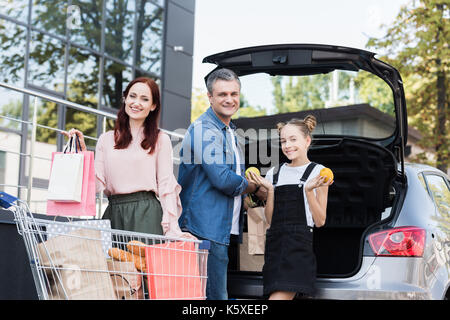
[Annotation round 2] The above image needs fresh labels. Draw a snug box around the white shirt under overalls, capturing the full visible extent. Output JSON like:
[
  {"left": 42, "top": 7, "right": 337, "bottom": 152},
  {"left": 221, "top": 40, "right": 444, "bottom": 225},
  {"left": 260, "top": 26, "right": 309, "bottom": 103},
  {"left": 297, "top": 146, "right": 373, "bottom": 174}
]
[
  {"left": 228, "top": 127, "right": 242, "bottom": 235},
  {"left": 265, "top": 162, "right": 325, "bottom": 228}
]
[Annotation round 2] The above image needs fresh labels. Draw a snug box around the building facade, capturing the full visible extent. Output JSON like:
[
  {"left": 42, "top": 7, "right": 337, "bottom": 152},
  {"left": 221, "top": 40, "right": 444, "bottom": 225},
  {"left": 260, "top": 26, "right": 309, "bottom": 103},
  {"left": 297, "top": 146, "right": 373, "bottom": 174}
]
[{"left": 0, "top": 0, "right": 195, "bottom": 210}]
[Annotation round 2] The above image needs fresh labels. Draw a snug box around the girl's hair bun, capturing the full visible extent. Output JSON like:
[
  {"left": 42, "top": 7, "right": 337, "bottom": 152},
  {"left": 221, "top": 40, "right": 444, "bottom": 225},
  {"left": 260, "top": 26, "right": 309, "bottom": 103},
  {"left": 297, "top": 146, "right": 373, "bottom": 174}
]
[
  {"left": 303, "top": 115, "right": 317, "bottom": 133},
  {"left": 276, "top": 115, "right": 317, "bottom": 137}
]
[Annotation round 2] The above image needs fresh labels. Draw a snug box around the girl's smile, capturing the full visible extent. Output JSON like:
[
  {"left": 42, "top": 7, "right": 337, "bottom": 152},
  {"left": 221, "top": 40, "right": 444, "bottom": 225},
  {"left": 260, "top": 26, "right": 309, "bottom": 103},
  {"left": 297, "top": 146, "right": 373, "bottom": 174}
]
[{"left": 280, "top": 124, "right": 311, "bottom": 165}]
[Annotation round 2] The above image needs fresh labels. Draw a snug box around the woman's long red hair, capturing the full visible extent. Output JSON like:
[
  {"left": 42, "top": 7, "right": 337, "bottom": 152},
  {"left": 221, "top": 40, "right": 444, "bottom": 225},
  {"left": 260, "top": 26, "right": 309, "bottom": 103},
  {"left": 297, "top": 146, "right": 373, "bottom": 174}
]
[{"left": 114, "top": 77, "right": 161, "bottom": 154}]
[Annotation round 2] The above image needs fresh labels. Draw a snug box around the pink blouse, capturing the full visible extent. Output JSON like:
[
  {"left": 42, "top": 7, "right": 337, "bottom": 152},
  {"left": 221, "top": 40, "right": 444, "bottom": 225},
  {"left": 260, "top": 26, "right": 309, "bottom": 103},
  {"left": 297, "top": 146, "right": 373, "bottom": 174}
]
[{"left": 94, "top": 129, "right": 183, "bottom": 237}]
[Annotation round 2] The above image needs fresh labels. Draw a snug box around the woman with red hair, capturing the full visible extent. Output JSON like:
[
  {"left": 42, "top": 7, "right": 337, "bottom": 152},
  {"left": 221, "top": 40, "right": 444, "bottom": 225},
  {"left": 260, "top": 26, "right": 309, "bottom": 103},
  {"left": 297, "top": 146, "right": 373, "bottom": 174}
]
[{"left": 65, "top": 77, "right": 193, "bottom": 239}]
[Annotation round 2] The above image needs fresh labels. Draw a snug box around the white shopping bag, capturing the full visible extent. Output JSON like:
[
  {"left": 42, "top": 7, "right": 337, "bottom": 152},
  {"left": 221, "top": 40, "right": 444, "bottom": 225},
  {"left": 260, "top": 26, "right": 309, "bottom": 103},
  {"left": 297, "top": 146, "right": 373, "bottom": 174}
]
[{"left": 47, "top": 152, "right": 84, "bottom": 202}]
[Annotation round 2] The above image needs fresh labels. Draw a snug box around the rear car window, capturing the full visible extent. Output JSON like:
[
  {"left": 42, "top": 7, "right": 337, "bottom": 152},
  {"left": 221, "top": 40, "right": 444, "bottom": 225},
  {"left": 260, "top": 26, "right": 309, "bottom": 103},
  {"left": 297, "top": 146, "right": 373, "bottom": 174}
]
[
  {"left": 418, "top": 174, "right": 428, "bottom": 192},
  {"left": 234, "top": 70, "right": 395, "bottom": 139},
  {"left": 425, "top": 174, "right": 450, "bottom": 215}
]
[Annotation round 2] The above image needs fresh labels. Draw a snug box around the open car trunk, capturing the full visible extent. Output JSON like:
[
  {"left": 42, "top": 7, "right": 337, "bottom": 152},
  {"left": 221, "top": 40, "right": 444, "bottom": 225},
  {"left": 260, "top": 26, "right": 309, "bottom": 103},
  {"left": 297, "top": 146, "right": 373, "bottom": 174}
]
[
  {"left": 230, "top": 136, "right": 397, "bottom": 279},
  {"left": 309, "top": 137, "right": 397, "bottom": 276},
  {"left": 203, "top": 44, "right": 407, "bottom": 295}
]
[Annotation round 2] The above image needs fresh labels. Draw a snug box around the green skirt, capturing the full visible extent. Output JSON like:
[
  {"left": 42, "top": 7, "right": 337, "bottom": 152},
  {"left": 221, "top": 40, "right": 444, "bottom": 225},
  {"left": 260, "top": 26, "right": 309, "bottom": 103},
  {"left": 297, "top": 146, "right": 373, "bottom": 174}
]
[{"left": 102, "top": 191, "right": 164, "bottom": 235}]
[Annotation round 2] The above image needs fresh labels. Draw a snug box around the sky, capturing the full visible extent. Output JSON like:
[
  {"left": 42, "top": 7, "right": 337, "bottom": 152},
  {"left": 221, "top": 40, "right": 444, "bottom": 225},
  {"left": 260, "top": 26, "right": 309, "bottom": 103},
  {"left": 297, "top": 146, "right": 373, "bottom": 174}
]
[{"left": 191, "top": 0, "right": 410, "bottom": 110}]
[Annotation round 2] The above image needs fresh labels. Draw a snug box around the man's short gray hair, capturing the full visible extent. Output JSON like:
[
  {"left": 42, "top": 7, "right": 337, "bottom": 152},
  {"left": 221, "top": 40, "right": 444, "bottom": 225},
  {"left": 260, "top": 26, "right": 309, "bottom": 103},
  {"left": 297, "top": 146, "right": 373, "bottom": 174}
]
[{"left": 206, "top": 68, "right": 241, "bottom": 94}]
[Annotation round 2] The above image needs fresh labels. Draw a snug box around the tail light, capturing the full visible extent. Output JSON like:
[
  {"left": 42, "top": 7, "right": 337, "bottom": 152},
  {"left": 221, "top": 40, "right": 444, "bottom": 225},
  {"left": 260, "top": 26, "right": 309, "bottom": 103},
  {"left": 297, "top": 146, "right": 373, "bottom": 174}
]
[{"left": 368, "top": 226, "right": 426, "bottom": 257}]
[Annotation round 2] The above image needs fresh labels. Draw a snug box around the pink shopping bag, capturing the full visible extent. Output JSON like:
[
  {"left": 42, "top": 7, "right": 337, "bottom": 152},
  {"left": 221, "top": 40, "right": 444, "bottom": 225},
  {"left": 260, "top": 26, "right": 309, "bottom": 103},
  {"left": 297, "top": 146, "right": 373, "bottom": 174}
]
[
  {"left": 145, "top": 241, "right": 203, "bottom": 300},
  {"left": 47, "top": 151, "right": 96, "bottom": 216}
]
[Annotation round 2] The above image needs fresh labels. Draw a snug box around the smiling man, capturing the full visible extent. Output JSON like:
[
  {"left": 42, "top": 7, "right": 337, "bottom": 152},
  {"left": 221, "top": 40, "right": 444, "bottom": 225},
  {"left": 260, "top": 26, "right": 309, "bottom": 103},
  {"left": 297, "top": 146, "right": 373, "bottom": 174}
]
[
  {"left": 207, "top": 75, "right": 240, "bottom": 125},
  {"left": 178, "top": 68, "right": 260, "bottom": 300}
]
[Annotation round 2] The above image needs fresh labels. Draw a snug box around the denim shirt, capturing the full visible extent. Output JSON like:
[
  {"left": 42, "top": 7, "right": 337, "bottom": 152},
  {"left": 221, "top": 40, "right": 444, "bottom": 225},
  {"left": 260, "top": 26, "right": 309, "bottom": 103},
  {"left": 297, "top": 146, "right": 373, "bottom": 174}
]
[{"left": 178, "top": 107, "right": 248, "bottom": 245}]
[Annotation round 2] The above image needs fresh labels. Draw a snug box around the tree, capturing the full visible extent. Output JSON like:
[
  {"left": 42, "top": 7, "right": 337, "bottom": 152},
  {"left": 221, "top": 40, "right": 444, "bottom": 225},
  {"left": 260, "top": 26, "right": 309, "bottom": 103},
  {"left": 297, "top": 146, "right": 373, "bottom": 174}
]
[
  {"left": 232, "top": 93, "right": 267, "bottom": 119},
  {"left": 271, "top": 74, "right": 331, "bottom": 113},
  {"left": 190, "top": 88, "right": 210, "bottom": 123},
  {"left": 271, "top": 70, "right": 395, "bottom": 116},
  {"left": 353, "top": 71, "right": 395, "bottom": 116},
  {"left": 190, "top": 88, "right": 267, "bottom": 123},
  {"left": 0, "top": 99, "right": 22, "bottom": 130},
  {"left": 367, "top": 0, "right": 449, "bottom": 172},
  {"left": 0, "top": 0, "right": 162, "bottom": 143}
]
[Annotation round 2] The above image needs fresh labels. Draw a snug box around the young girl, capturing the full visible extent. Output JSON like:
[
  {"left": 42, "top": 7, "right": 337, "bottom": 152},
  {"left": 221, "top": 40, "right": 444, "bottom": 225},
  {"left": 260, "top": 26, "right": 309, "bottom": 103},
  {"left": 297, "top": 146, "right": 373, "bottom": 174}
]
[
  {"left": 64, "top": 77, "right": 194, "bottom": 239},
  {"left": 247, "top": 115, "right": 332, "bottom": 300}
]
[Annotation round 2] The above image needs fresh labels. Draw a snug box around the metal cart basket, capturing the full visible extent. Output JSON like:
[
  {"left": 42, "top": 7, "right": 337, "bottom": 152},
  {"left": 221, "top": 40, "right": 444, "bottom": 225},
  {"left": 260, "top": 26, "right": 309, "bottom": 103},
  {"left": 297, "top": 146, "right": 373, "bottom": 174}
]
[{"left": 1, "top": 192, "right": 209, "bottom": 300}]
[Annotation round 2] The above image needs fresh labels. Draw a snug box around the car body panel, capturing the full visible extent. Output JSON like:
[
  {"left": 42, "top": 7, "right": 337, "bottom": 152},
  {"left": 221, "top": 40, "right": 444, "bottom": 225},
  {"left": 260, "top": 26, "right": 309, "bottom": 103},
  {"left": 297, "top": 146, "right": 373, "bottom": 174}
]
[{"left": 317, "top": 253, "right": 443, "bottom": 300}]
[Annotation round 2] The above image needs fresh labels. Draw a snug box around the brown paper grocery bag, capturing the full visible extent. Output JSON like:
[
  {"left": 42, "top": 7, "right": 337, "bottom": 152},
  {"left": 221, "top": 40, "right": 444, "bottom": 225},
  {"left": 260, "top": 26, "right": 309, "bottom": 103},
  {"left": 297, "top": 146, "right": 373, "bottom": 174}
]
[
  {"left": 107, "top": 259, "right": 144, "bottom": 300},
  {"left": 247, "top": 206, "right": 269, "bottom": 255},
  {"left": 37, "top": 228, "right": 116, "bottom": 300}
]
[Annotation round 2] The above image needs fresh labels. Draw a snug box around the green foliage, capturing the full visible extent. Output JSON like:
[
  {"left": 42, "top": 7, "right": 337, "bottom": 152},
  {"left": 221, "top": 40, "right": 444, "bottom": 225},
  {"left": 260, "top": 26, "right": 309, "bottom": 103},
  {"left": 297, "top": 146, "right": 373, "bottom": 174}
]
[
  {"left": 0, "top": 19, "right": 27, "bottom": 84},
  {"left": 232, "top": 93, "right": 266, "bottom": 119},
  {"left": 190, "top": 88, "right": 210, "bottom": 123},
  {"left": 271, "top": 74, "right": 330, "bottom": 113},
  {"left": 190, "top": 88, "right": 267, "bottom": 123},
  {"left": 270, "top": 71, "right": 394, "bottom": 116},
  {"left": 367, "top": 0, "right": 449, "bottom": 172},
  {"left": 0, "top": 99, "right": 22, "bottom": 130},
  {"left": 0, "top": 0, "right": 162, "bottom": 146},
  {"left": 353, "top": 72, "right": 395, "bottom": 116}
]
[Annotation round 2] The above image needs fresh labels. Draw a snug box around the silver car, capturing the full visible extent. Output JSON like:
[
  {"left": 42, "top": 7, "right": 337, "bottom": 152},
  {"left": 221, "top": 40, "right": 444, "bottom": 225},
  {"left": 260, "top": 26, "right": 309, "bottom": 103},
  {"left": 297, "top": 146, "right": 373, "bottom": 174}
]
[
  {"left": 202, "top": 44, "right": 450, "bottom": 300},
  {"left": 314, "top": 163, "right": 450, "bottom": 300}
]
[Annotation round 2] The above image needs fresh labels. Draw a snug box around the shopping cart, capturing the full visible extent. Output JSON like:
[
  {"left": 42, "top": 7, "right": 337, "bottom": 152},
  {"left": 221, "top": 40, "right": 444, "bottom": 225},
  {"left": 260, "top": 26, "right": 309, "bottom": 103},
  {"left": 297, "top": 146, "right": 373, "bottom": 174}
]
[{"left": 0, "top": 192, "right": 209, "bottom": 300}]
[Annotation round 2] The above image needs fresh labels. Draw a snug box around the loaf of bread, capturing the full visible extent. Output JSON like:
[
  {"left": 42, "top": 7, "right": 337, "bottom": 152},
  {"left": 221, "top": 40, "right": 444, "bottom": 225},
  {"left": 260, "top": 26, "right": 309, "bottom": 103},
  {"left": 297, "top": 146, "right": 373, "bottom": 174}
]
[
  {"left": 126, "top": 240, "right": 147, "bottom": 257},
  {"left": 108, "top": 247, "right": 146, "bottom": 272}
]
